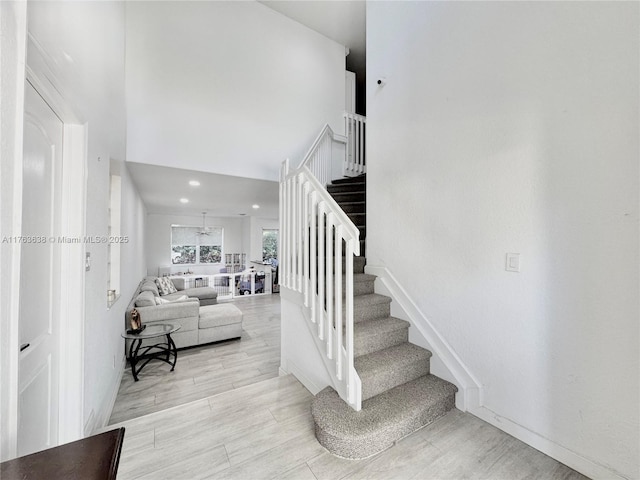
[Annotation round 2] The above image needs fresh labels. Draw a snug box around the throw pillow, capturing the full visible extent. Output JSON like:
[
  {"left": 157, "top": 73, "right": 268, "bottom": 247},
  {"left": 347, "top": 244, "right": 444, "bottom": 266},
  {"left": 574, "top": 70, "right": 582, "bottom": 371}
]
[
  {"left": 155, "top": 277, "right": 177, "bottom": 296},
  {"left": 155, "top": 295, "right": 189, "bottom": 305}
]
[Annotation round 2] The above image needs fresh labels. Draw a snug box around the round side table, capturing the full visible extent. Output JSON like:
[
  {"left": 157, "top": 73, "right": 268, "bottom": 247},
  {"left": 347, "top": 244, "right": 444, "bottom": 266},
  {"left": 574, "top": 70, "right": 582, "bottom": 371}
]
[{"left": 122, "top": 323, "right": 181, "bottom": 381}]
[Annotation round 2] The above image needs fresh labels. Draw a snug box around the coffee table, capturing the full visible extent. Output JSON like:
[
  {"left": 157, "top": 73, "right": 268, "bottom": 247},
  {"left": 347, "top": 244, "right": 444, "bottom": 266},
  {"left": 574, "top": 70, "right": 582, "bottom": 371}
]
[{"left": 122, "top": 323, "right": 181, "bottom": 381}]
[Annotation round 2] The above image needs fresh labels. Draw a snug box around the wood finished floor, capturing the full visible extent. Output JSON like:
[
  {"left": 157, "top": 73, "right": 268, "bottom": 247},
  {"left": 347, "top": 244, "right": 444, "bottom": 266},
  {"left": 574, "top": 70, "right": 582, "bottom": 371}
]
[
  {"left": 106, "top": 374, "right": 588, "bottom": 480},
  {"left": 109, "top": 294, "right": 281, "bottom": 425},
  {"left": 107, "top": 294, "right": 588, "bottom": 480}
]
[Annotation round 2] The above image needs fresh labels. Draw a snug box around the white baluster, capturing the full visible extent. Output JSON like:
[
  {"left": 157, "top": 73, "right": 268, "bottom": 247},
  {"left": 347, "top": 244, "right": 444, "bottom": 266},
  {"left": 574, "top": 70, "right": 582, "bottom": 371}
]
[
  {"left": 303, "top": 180, "right": 310, "bottom": 307},
  {"left": 335, "top": 226, "right": 343, "bottom": 380},
  {"left": 345, "top": 239, "right": 355, "bottom": 403},
  {"left": 317, "top": 202, "right": 325, "bottom": 340},
  {"left": 296, "top": 173, "right": 304, "bottom": 292},
  {"left": 310, "top": 191, "right": 317, "bottom": 322},
  {"left": 326, "top": 212, "right": 334, "bottom": 360}
]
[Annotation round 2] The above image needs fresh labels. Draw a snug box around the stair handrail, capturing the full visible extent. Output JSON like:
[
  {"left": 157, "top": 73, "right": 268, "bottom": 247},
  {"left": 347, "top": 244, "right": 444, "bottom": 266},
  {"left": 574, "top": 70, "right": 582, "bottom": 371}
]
[
  {"left": 280, "top": 129, "right": 363, "bottom": 411},
  {"left": 297, "top": 123, "right": 347, "bottom": 187}
]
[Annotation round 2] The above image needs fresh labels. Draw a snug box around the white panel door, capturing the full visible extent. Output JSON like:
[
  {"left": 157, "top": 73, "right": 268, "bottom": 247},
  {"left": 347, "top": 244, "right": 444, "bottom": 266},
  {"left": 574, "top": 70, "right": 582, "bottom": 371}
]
[
  {"left": 345, "top": 71, "right": 356, "bottom": 114},
  {"left": 18, "top": 81, "right": 63, "bottom": 456}
]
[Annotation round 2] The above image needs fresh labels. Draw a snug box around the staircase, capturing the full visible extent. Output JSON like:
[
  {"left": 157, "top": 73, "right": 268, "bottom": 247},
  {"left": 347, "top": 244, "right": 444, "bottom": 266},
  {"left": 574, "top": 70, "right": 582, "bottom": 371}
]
[{"left": 310, "top": 175, "right": 458, "bottom": 459}]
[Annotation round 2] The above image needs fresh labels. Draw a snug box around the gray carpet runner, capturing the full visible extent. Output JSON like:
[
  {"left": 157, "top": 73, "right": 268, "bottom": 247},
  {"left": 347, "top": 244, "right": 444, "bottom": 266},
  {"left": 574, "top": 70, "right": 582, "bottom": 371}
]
[{"left": 311, "top": 175, "right": 458, "bottom": 459}]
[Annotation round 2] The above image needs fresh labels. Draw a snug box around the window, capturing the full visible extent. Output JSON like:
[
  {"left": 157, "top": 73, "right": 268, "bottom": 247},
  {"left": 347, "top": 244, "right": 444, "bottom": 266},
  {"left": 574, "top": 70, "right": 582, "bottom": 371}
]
[
  {"left": 171, "top": 225, "right": 223, "bottom": 265},
  {"left": 262, "top": 229, "right": 278, "bottom": 266}
]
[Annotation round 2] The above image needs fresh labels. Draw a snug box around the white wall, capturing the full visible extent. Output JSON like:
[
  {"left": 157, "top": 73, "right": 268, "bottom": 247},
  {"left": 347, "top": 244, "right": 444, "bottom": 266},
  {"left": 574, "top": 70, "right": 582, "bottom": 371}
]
[
  {"left": 25, "top": 1, "right": 147, "bottom": 434},
  {"left": 125, "top": 1, "right": 346, "bottom": 182},
  {"left": 367, "top": 2, "right": 638, "bottom": 479},
  {"left": 246, "top": 216, "right": 279, "bottom": 265},
  {"left": 146, "top": 213, "right": 245, "bottom": 276}
]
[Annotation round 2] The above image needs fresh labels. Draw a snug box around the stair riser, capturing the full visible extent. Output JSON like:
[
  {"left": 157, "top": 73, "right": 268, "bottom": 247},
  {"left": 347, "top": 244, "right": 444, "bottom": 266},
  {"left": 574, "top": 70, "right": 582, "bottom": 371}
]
[
  {"left": 322, "top": 280, "right": 374, "bottom": 301},
  {"left": 353, "top": 279, "right": 375, "bottom": 296},
  {"left": 310, "top": 261, "right": 368, "bottom": 277},
  {"left": 331, "top": 175, "right": 366, "bottom": 185},
  {"left": 354, "top": 301, "right": 390, "bottom": 323},
  {"left": 330, "top": 192, "right": 365, "bottom": 203},
  {"left": 347, "top": 213, "right": 365, "bottom": 224},
  {"left": 354, "top": 256, "right": 365, "bottom": 273},
  {"left": 354, "top": 327, "right": 408, "bottom": 358},
  {"left": 328, "top": 184, "right": 366, "bottom": 194},
  {"left": 329, "top": 279, "right": 375, "bottom": 297},
  {"left": 313, "top": 392, "right": 455, "bottom": 460},
  {"left": 339, "top": 202, "right": 366, "bottom": 214},
  {"left": 360, "top": 357, "right": 430, "bottom": 401}
]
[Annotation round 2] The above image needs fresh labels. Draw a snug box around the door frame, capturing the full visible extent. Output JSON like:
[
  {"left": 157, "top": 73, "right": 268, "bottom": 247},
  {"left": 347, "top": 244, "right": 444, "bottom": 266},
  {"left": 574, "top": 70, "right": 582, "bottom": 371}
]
[
  {"left": 25, "top": 32, "right": 88, "bottom": 447},
  {"left": 0, "top": 13, "right": 87, "bottom": 459}
]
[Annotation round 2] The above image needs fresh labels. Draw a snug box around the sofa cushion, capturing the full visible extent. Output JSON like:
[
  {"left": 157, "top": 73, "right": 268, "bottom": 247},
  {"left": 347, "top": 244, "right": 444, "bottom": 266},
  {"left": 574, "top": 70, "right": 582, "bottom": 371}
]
[
  {"left": 134, "top": 291, "right": 156, "bottom": 307},
  {"left": 155, "top": 295, "right": 190, "bottom": 305},
  {"left": 155, "top": 277, "right": 178, "bottom": 296},
  {"left": 199, "top": 304, "right": 243, "bottom": 329},
  {"left": 140, "top": 280, "right": 159, "bottom": 296},
  {"left": 183, "top": 287, "right": 218, "bottom": 300},
  {"left": 164, "top": 291, "right": 197, "bottom": 302}
]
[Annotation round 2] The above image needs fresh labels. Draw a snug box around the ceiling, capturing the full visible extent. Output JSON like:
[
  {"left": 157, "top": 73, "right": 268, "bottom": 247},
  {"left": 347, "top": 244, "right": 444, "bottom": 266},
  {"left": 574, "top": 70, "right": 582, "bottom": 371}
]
[
  {"left": 260, "top": 1, "right": 366, "bottom": 81},
  {"left": 127, "top": 2, "right": 365, "bottom": 220},
  {"left": 127, "top": 162, "right": 279, "bottom": 219}
]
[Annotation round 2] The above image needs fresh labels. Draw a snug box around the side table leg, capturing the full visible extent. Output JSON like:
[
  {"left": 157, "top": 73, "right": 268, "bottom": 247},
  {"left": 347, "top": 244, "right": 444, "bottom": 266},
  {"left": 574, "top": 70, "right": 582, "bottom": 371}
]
[
  {"left": 129, "top": 339, "right": 142, "bottom": 382},
  {"left": 167, "top": 334, "right": 178, "bottom": 371}
]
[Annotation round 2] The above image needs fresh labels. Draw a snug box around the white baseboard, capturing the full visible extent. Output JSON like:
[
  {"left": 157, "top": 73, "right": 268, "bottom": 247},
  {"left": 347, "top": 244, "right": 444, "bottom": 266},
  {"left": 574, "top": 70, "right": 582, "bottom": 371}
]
[
  {"left": 87, "top": 355, "right": 126, "bottom": 435},
  {"left": 471, "top": 406, "right": 629, "bottom": 480}
]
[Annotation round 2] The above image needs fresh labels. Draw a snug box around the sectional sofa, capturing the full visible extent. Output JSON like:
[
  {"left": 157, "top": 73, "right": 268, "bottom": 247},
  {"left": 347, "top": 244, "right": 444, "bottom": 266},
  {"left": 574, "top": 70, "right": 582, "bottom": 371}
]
[{"left": 124, "top": 276, "right": 242, "bottom": 354}]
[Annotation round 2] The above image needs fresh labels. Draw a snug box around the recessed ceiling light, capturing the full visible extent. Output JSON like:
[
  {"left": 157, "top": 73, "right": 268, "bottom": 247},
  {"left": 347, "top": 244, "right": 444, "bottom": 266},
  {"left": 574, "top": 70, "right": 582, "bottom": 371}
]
[
  {"left": 189, "top": 180, "right": 200, "bottom": 186},
  {"left": 252, "top": 204, "right": 260, "bottom": 209},
  {"left": 180, "top": 198, "right": 189, "bottom": 204}
]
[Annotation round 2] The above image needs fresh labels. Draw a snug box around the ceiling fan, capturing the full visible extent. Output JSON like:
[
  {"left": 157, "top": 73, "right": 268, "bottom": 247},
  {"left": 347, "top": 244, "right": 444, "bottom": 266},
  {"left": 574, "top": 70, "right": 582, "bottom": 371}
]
[{"left": 197, "top": 212, "right": 211, "bottom": 235}]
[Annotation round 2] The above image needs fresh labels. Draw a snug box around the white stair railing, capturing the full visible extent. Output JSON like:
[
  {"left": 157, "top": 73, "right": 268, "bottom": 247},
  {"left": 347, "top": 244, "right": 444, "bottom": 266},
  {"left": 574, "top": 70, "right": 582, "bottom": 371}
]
[
  {"left": 344, "top": 112, "right": 366, "bottom": 176},
  {"left": 280, "top": 125, "right": 362, "bottom": 411}
]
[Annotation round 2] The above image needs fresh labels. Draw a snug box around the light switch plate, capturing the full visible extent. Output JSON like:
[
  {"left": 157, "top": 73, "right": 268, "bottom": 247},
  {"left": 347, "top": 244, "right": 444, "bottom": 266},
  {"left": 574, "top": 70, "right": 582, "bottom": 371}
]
[{"left": 506, "top": 253, "right": 520, "bottom": 272}]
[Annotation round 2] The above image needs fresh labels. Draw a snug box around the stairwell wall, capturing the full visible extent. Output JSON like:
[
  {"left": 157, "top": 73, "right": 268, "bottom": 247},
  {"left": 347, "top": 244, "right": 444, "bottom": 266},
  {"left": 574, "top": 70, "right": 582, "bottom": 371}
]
[
  {"left": 366, "top": 2, "right": 638, "bottom": 479},
  {"left": 125, "top": 1, "right": 346, "bottom": 182}
]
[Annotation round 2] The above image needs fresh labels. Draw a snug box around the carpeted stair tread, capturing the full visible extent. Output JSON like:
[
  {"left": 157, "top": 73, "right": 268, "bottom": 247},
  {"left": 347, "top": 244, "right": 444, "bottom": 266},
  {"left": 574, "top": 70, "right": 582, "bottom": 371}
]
[
  {"left": 338, "top": 256, "right": 366, "bottom": 274},
  {"left": 351, "top": 293, "right": 392, "bottom": 322},
  {"left": 329, "top": 191, "right": 366, "bottom": 203},
  {"left": 353, "top": 273, "right": 376, "bottom": 284},
  {"left": 353, "top": 256, "right": 366, "bottom": 274},
  {"left": 347, "top": 212, "right": 366, "bottom": 223},
  {"left": 339, "top": 201, "right": 366, "bottom": 214},
  {"left": 327, "top": 183, "right": 366, "bottom": 194},
  {"left": 352, "top": 317, "right": 409, "bottom": 357},
  {"left": 356, "top": 342, "right": 432, "bottom": 400},
  {"left": 312, "top": 374, "right": 458, "bottom": 459},
  {"left": 331, "top": 175, "right": 366, "bottom": 185},
  {"left": 339, "top": 273, "right": 375, "bottom": 297}
]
